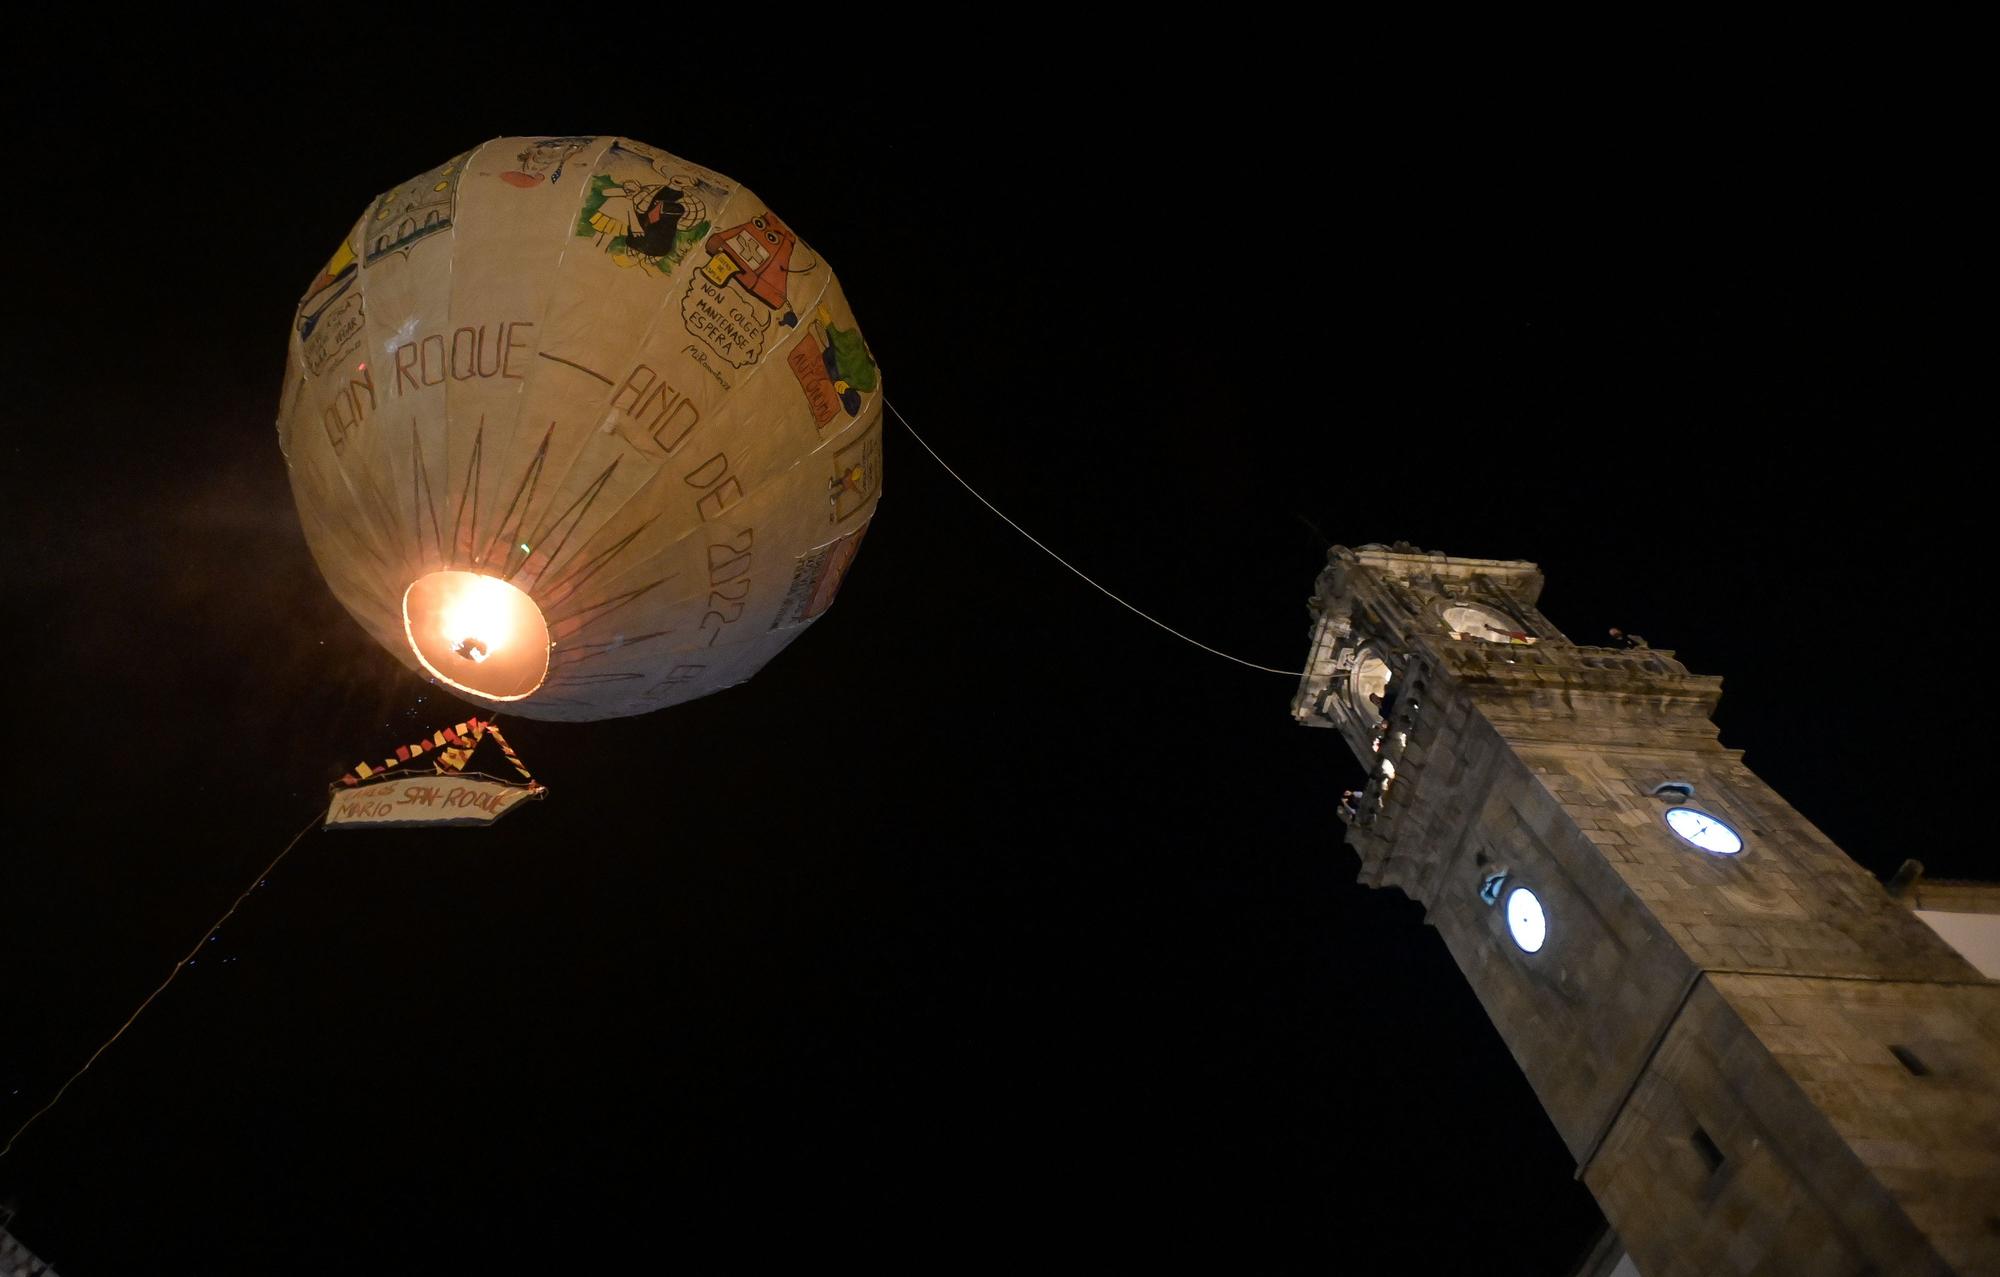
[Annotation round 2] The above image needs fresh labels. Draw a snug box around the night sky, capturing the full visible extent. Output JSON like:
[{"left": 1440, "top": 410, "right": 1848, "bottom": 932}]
[{"left": 2, "top": 53, "right": 1981, "bottom": 1273}]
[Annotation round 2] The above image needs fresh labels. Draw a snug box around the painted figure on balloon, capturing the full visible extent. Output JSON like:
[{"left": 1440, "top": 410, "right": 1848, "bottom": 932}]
[
  {"left": 296, "top": 237, "right": 357, "bottom": 342},
  {"left": 703, "top": 212, "right": 800, "bottom": 326},
  {"left": 499, "top": 136, "right": 596, "bottom": 188},
  {"left": 801, "top": 303, "right": 878, "bottom": 419},
  {"left": 580, "top": 172, "right": 712, "bottom": 272}
]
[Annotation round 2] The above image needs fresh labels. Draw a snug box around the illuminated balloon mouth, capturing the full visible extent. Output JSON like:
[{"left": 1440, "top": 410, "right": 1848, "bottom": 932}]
[{"left": 403, "top": 571, "right": 549, "bottom": 701}]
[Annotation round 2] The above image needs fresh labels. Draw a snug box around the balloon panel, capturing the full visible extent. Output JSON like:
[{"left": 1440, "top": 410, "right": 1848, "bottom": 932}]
[{"left": 279, "top": 137, "right": 882, "bottom": 721}]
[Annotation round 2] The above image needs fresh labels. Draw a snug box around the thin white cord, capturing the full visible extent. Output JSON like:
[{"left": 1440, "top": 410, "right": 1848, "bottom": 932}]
[
  {"left": 885, "top": 399, "right": 1304, "bottom": 678},
  {"left": 1, "top": 811, "right": 323, "bottom": 1161}
]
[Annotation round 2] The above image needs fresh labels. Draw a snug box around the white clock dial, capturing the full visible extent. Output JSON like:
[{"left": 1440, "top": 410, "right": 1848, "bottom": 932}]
[
  {"left": 1505, "top": 887, "right": 1547, "bottom": 953},
  {"left": 1665, "top": 807, "right": 1744, "bottom": 856}
]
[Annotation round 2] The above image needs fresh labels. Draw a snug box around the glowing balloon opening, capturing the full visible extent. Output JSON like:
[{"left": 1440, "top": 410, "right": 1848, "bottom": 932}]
[
  {"left": 439, "top": 574, "right": 519, "bottom": 660},
  {"left": 403, "top": 571, "right": 550, "bottom": 702}
]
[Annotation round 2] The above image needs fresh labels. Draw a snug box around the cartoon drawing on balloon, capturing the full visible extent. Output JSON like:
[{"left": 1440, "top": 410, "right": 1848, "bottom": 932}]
[
  {"left": 702, "top": 212, "right": 801, "bottom": 326},
  {"left": 681, "top": 208, "right": 823, "bottom": 372},
  {"left": 577, "top": 169, "right": 717, "bottom": 274},
  {"left": 828, "top": 423, "right": 881, "bottom": 525},
  {"left": 499, "top": 136, "right": 597, "bottom": 188},
  {"left": 787, "top": 303, "right": 879, "bottom": 428},
  {"left": 297, "top": 237, "right": 357, "bottom": 341},
  {"left": 363, "top": 150, "right": 472, "bottom": 266},
  {"left": 297, "top": 235, "right": 367, "bottom": 376},
  {"left": 770, "top": 524, "right": 869, "bottom": 630}
]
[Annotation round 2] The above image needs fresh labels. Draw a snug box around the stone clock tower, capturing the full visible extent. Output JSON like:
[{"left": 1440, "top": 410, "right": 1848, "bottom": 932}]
[{"left": 1294, "top": 544, "right": 1999, "bottom": 1276}]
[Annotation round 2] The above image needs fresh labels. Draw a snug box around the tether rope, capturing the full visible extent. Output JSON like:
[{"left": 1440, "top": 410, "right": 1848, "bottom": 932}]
[
  {"left": 885, "top": 398, "right": 1305, "bottom": 677},
  {"left": 1, "top": 810, "right": 323, "bottom": 1160}
]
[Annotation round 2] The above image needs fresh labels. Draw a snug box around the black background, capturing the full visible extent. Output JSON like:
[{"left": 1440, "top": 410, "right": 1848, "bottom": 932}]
[{"left": 1, "top": 43, "right": 1981, "bottom": 1274}]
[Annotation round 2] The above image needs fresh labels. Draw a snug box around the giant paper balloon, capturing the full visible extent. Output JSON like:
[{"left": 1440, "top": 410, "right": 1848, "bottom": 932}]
[{"left": 279, "top": 137, "right": 881, "bottom": 721}]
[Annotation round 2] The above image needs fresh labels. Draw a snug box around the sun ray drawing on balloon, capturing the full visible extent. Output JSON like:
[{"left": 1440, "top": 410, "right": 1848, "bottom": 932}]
[
  {"left": 448, "top": 424, "right": 483, "bottom": 569},
  {"left": 546, "top": 577, "right": 677, "bottom": 644},
  {"left": 536, "top": 517, "right": 662, "bottom": 613},
  {"left": 550, "top": 629, "right": 677, "bottom": 668},
  {"left": 412, "top": 421, "right": 445, "bottom": 563},
  {"left": 516, "top": 459, "right": 622, "bottom": 588},
  {"left": 478, "top": 424, "right": 554, "bottom": 571},
  {"left": 540, "top": 670, "right": 647, "bottom": 689}
]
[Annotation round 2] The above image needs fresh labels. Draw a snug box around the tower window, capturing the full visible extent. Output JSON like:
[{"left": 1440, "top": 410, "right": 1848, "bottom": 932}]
[
  {"left": 1691, "top": 1125, "right": 1725, "bottom": 1175},
  {"left": 1440, "top": 602, "right": 1535, "bottom": 644},
  {"left": 1888, "top": 1044, "right": 1930, "bottom": 1077},
  {"left": 1351, "top": 649, "right": 1392, "bottom": 722}
]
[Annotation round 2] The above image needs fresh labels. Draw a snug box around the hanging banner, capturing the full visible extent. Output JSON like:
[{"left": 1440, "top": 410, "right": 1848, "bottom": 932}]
[
  {"left": 326, "top": 775, "right": 544, "bottom": 829},
  {"left": 326, "top": 716, "right": 545, "bottom": 830}
]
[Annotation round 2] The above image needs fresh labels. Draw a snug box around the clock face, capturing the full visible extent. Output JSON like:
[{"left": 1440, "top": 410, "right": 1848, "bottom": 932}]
[
  {"left": 1440, "top": 603, "right": 1531, "bottom": 644},
  {"left": 1505, "top": 887, "right": 1547, "bottom": 953},
  {"left": 1665, "top": 807, "right": 1744, "bottom": 856}
]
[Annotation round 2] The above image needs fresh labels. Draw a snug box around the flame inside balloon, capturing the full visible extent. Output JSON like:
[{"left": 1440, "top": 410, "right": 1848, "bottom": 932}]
[
  {"left": 439, "top": 574, "right": 519, "bottom": 661},
  {"left": 402, "top": 571, "right": 550, "bottom": 702}
]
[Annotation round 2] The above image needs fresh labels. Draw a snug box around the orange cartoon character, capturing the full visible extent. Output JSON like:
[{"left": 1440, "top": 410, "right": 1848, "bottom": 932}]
[{"left": 703, "top": 212, "right": 800, "bottom": 326}]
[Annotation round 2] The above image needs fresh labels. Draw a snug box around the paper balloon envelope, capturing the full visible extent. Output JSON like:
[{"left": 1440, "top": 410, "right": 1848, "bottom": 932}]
[{"left": 278, "top": 137, "right": 882, "bottom": 721}]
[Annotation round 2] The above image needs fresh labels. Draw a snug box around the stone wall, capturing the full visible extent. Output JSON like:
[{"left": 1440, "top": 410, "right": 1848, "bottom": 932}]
[{"left": 0, "top": 1222, "right": 60, "bottom": 1277}]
